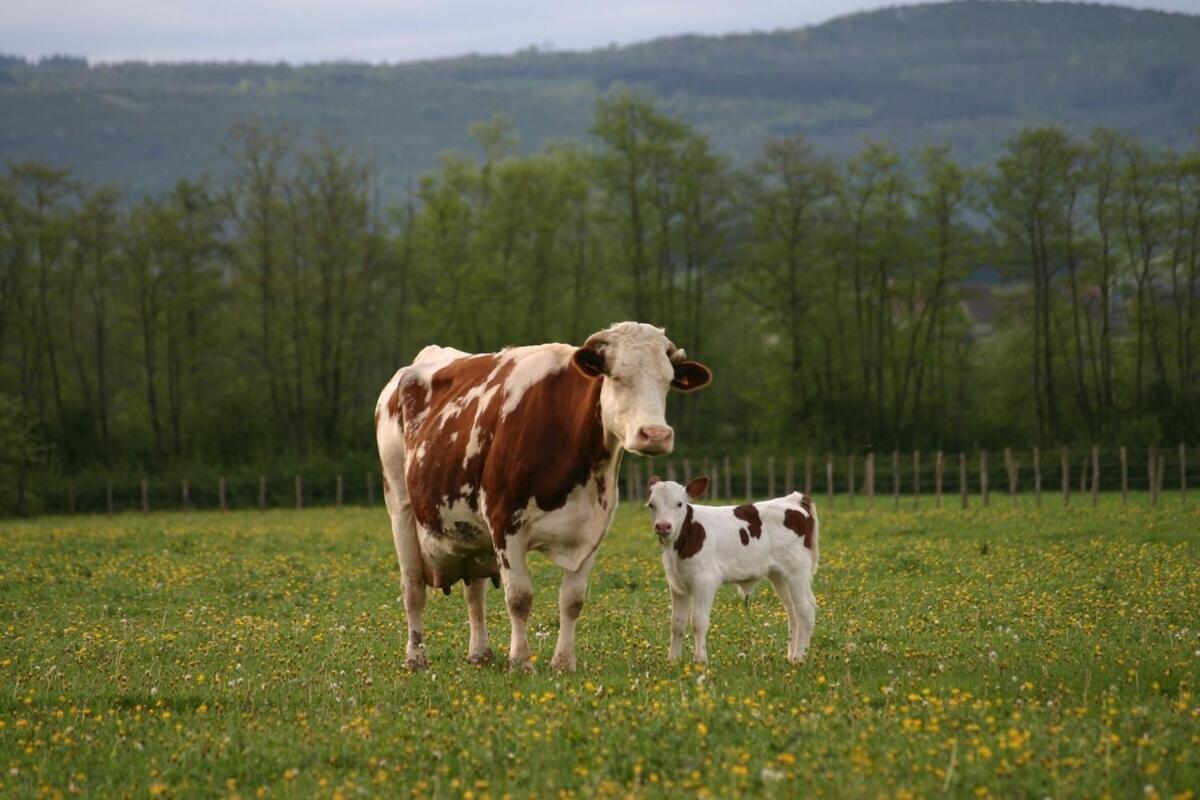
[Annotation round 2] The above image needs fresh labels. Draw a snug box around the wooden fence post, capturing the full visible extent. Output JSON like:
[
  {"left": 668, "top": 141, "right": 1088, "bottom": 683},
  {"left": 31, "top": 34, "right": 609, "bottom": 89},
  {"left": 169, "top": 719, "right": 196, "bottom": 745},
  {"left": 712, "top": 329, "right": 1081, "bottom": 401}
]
[
  {"left": 826, "top": 453, "right": 834, "bottom": 509},
  {"left": 1149, "top": 447, "right": 1156, "bottom": 507},
  {"left": 804, "top": 453, "right": 813, "bottom": 497},
  {"left": 294, "top": 475, "right": 303, "bottom": 510},
  {"left": 912, "top": 450, "right": 920, "bottom": 510},
  {"left": 1004, "top": 447, "right": 1017, "bottom": 505},
  {"left": 848, "top": 455, "right": 856, "bottom": 506},
  {"left": 106, "top": 478, "right": 114, "bottom": 514},
  {"left": 866, "top": 452, "right": 876, "bottom": 509},
  {"left": 959, "top": 452, "right": 968, "bottom": 509},
  {"left": 141, "top": 478, "right": 149, "bottom": 513},
  {"left": 744, "top": 456, "right": 753, "bottom": 500},
  {"left": 336, "top": 475, "right": 344, "bottom": 508},
  {"left": 1091, "top": 446, "right": 1099, "bottom": 508},
  {"left": 1033, "top": 447, "right": 1041, "bottom": 508},
  {"left": 181, "top": 479, "right": 190, "bottom": 511},
  {"left": 980, "top": 450, "right": 989, "bottom": 507},
  {"left": 366, "top": 472, "right": 374, "bottom": 506},
  {"left": 1156, "top": 452, "right": 1165, "bottom": 506},
  {"left": 891, "top": 449, "right": 900, "bottom": 510},
  {"left": 259, "top": 475, "right": 267, "bottom": 510},
  {"left": 767, "top": 456, "right": 776, "bottom": 498},
  {"left": 724, "top": 457, "right": 733, "bottom": 500},
  {"left": 935, "top": 450, "right": 944, "bottom": 508},
  {"left": 684, "top": 458, "right": 693, "bottom": 484},
  {"left": 1061, "top": 448, "right": 1070, "bottom": 506},
  {"left": 219, "top": 477, "right": 227, "bottom": 511},
  {"left": 1180, "top": 443, "right": 1187, "bottom": 507},
  {"left": 667, "top": 459, "right": 677, "bottom": 483},
  {"left": 786, "top": 456, "right": 795, "bottom": 494}
]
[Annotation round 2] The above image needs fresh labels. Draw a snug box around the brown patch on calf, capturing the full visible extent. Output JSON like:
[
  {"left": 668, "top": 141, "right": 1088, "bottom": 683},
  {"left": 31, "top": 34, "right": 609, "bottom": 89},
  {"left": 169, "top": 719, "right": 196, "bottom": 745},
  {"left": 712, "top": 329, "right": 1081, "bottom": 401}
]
[
  {"left": 381, "top": 472, "right": 390, "bottom": 495},
  {"left": 674, "top": 505, "right": 706, "bottom": 559},
  {"left": 784, "top": 497, "right": 816, "bottom": 550},
  {"left": 733, "top": 504, "right": 762, "bottom": 544}
]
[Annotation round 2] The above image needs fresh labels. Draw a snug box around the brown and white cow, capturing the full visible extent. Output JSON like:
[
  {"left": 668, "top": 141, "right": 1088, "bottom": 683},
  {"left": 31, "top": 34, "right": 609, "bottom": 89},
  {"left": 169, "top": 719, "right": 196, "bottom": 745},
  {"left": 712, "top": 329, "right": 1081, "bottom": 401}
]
[{"left": 375, "top": 322, "right": 712, "bottom": 671}]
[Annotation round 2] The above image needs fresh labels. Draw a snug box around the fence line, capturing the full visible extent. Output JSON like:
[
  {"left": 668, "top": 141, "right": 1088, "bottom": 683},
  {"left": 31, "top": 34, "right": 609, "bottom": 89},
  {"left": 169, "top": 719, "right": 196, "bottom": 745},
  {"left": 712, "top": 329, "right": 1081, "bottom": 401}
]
[{"left": 30, "top": 444, "right": 1198, "bottom": 515}]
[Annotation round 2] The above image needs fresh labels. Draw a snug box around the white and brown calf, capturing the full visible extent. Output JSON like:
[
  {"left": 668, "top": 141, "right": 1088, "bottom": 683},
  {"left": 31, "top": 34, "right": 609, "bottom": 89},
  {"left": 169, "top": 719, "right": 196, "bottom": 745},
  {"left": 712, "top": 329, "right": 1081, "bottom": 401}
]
[{"left": 646, "top": 476, "right": 819, "bottom": 664}]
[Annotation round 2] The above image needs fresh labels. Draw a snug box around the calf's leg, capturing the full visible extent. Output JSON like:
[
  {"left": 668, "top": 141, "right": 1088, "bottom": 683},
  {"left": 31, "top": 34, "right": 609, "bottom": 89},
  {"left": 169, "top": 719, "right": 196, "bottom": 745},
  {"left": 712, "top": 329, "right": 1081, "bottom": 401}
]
[
  {"left": 550, "top": 551, "right": 597, "bottom": 672},
  {"left": 768, "top": 572, "right": 800, "bottom": 663},
  {"left": 464, "top": 578, "right": 493, "bottom": 664},
  {"left": 690, "top": 582, "right": 718, "bottom": 663},
  {"left": 669, "top": 590, "right": 690, "bottom": 662},
  {"left": 790, "top": 575, "right": 817, "bottom": 663}
]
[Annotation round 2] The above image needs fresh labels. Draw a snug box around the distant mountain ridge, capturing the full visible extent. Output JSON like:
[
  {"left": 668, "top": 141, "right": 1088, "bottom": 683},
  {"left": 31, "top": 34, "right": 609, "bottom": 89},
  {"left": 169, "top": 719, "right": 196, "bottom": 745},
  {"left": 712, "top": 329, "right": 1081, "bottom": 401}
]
[{"left": 2, "top": 1, "right": 1198, "bottom": 202}]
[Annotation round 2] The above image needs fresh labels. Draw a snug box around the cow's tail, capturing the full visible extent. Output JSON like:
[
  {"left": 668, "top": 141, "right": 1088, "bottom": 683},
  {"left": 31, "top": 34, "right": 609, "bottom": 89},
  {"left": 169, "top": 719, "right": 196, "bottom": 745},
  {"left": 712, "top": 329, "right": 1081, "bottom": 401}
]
[
  {"left": 808, "top": 496, "right": 820, "bottom": 576},
  {"left": 793, "top": 491, "right": 819, "bottom": 576}
]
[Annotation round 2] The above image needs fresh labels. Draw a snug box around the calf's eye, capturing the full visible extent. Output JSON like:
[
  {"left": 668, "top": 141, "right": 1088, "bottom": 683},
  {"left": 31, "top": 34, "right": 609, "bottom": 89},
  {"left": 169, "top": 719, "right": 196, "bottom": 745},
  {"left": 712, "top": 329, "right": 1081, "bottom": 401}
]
[{"left": 676, "top": 502, "right": 683, "bottom": 508}]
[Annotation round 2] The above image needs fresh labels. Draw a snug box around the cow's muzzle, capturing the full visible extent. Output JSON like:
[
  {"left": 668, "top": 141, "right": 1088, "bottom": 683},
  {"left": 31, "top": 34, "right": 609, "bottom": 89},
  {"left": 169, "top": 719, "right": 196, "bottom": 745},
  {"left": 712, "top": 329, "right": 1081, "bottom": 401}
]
[{"left": 631, "top": 425, "right": 674, "bottom": 456}]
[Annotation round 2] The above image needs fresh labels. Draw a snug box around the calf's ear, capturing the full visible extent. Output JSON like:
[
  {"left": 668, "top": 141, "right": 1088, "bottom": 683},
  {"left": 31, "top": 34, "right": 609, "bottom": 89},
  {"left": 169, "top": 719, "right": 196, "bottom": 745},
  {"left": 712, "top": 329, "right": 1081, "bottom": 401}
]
[
  {"left": 671, "top": 360, "right": 712, "bottom": 392},
  {"left": 685, "top": 475, "right": 709, "bottom": 499},
  {"left": 648, "top": 475, "right": 662, "bottom": 489},
  {"left": 572, "top": 346, "right": 606, "bottom": 378}
]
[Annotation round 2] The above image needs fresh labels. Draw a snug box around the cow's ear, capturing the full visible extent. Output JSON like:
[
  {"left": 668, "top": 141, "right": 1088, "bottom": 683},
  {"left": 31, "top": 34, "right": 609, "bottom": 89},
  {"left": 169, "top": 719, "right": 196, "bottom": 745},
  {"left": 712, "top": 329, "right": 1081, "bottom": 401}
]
[
  {"left": 671, "top": 360, "right": 712, "bottom": 392},
  {"left": 648, "top": 475, "right": 662, "bottom": 490},
  {"left": 685, "top": 475, "right": 709, "bottom": 499},
  {"left": 572, "top": 346, "right": 606, "bottom": 379}
]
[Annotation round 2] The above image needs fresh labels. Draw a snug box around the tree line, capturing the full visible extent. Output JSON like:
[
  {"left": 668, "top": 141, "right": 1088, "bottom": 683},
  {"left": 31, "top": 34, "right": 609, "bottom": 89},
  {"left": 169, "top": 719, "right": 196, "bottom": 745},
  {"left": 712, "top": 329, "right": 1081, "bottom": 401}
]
[{"left": 2, "top": 89, "right": 1198, "bottom": 512}]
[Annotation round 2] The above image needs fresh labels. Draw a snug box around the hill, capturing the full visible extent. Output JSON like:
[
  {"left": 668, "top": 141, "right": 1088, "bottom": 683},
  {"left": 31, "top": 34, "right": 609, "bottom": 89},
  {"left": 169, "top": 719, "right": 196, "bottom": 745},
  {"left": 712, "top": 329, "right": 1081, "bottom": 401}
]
[{"left": 2, "top": 1, "right": 1199, "bottom": 202}]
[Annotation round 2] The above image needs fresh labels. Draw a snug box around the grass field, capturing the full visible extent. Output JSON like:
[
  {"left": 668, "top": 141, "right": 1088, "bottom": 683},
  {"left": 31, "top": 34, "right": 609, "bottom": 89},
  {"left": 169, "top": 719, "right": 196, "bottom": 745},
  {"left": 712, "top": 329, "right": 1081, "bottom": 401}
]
[{"left": 1, "top": 497, "right": 1197, "bottom": 798}]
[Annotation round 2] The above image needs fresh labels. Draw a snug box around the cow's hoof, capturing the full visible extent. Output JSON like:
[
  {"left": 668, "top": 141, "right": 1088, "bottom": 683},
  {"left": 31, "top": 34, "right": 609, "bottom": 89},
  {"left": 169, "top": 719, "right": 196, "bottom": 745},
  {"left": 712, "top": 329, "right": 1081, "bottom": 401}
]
[
  {"left": 405, "top": 651, "right": 430, "bottom": 671},
  {"left": 508, "top": 658, "right": 534, "bottom": 674},
  {"left": 467, "top": 649, "right": 495, "bottom": 666},
  {"left": 550, "top": 653, "right": 576, "bottom": 673}
]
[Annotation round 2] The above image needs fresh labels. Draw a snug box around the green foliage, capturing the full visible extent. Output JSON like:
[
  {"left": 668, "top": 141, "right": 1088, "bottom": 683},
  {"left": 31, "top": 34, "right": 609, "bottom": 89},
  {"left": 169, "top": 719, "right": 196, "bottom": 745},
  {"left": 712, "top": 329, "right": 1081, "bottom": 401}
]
[{"left": 0, "top": 501, "right": 1196, "bottom": 795}]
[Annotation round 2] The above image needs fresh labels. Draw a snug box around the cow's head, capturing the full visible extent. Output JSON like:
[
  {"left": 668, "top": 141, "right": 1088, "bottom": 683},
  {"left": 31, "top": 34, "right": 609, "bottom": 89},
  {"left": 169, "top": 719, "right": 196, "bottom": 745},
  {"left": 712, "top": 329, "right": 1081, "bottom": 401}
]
[
  {"left": 571, "top": 322, "right": 712, "bottom": 456},
  {"left": 647, "top": 475, "right": 709, "bottom": 540}
]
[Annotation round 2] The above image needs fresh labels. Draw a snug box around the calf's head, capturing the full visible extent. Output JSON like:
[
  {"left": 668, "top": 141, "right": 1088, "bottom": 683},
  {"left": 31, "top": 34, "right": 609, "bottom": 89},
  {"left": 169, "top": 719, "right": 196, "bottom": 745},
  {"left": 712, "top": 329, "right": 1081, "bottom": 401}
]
[
  {"left": 647, "top": 476, "right": 709, "bottom": 541},
  {"left": 571, "top": 322, "right": 712, "bottom": 456}
]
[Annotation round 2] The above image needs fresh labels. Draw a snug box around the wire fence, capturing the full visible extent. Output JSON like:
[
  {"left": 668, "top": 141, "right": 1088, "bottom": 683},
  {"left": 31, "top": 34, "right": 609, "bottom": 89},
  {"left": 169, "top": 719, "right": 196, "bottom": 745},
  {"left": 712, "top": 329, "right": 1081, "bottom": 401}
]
[{"left": 32, "top": 445, "right": 1196, "bottom": 515}]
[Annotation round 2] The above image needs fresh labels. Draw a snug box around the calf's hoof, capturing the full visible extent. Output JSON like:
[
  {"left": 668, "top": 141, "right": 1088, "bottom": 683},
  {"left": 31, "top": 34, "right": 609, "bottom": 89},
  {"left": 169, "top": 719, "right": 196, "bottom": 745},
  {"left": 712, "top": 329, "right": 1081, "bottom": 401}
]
[
  {"left": 550, "top": 652, "right": 576, "bottom": 673},
  {"left": 788, "top": 654, "right": 807, "bottom": 665},
  {"left": 467, "top": 649, "right": 495, "bottom": 666},
  {"left": 508, "top": 657, "right": 534, "bottom": 674},
  {"left": 405, "top": 651, "right": 430, "bottom": 671}
]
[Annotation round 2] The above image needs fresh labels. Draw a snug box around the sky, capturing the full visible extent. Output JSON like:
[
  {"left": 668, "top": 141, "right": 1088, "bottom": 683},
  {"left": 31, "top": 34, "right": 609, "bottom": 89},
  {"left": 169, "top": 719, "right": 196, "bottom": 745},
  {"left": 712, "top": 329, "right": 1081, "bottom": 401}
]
[{"left": 2, "top": 0, "right": 1198, "bottom": 64}]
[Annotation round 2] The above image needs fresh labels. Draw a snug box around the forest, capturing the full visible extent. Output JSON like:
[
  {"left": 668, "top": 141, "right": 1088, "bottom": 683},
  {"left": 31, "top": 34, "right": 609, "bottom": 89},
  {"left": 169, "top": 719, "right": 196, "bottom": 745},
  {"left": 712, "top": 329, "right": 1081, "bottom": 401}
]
[{"left": 2, "top": 89, "right": 1199, "bottom": 513}]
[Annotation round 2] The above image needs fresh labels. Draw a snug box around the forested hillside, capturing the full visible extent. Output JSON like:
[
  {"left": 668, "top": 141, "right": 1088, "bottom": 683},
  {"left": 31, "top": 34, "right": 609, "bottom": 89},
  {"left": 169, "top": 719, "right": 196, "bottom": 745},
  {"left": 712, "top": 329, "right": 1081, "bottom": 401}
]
[{"left": 1, "top": 1, "right": 1199, "bottom": 203}]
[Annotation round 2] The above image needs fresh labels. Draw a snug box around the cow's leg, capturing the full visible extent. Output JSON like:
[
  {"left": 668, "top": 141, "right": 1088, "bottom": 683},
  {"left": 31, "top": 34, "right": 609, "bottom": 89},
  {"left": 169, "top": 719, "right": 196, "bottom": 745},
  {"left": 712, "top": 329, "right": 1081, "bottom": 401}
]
[
  {"left": 498, "top": 534, "right": 535, "bottom": 672},
  {"left": 788, "top": 574, "right": 817, "bottom": 664},
  {"left": 769, "top": 571, "right": 800, "bottom": 662},
  {"left": 464, "top": 578, "right": 493, "bottom": 665},
  {"left": 668, "top": 590, "right": 691, "bottom": 662},
  {"left": 386, "top": 496, "right": 428, "bottom": 671},
  {"left": 690, "top": 581, "right": 718, "bottom": 664},
  {"left": 550, "top": 551, "right": 597, "bottom": 672}
]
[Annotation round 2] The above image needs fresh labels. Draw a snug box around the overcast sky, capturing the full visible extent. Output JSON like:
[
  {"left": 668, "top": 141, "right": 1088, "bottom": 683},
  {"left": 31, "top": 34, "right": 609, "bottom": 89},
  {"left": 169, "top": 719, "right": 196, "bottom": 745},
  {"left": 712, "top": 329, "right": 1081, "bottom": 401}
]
[{"left": 2, "top": 0, "right": 1198, "bottom": 64}]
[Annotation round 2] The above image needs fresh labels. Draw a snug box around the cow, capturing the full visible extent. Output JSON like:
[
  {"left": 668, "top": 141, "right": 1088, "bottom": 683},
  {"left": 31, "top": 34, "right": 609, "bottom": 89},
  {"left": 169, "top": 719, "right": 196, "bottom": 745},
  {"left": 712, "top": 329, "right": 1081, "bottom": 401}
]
[
  {"left": 645, "top": 475, "right": 819, "bottom": 664},
  {"left": 375, "top": 322, "right": 712, "bottom": 672}
]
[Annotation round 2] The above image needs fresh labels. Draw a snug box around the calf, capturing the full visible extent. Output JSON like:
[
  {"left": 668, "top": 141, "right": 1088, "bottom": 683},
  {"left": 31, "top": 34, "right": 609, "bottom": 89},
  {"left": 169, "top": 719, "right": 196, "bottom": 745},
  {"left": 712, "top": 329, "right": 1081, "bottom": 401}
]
[{"left": 646, "top": 476, "right": 819, "bottom": 664}]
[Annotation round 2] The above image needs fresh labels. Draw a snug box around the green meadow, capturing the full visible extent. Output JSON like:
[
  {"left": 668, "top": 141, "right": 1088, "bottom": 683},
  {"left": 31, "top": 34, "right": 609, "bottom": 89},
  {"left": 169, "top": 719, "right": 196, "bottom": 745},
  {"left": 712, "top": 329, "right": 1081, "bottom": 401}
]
[{"left": 1, "top": 498, "right": 1197, "bottom": 798}]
